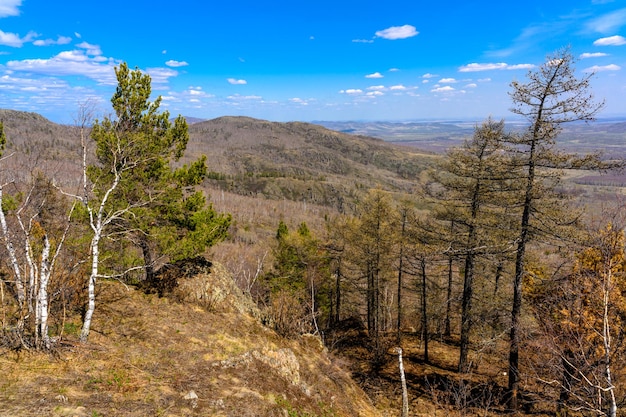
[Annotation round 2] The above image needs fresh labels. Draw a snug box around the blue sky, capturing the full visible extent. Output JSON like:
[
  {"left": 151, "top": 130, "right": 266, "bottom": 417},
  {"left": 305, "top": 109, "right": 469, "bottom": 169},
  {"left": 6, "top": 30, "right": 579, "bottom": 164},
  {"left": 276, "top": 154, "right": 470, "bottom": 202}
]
[{"left": 0, "top": 0, "right": 624, "bottom": 123}]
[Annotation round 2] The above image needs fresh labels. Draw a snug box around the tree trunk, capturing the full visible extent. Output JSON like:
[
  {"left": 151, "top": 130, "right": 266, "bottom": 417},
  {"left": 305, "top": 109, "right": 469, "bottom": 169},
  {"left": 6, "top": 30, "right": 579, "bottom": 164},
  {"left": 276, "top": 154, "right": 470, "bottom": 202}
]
[
  {"left": 396, "top": 210, "right": 406, "bottom": 344},
  {"left": 445, "top": 254, "right": 453, "bottom": 338},
  {"left": 421, "top": 257, "right": 429, "bottom": 363},
  {"left": 458, "top": 242, "right": 475, "bottom": 373},
  {"left": 396, "top": 347, "right": 409, "bottom": 417},
  {"left": 0, "top": 187, "right": 25, "bottom": 305},
  {"left": 36, "top": 234, "right": 51, "bottom": 349},
  {"left": 140, "top": 237, "right": 155, "bottom": 283},
  {"left": 80, "top": 233, "right": 100, "bottom": 343}
]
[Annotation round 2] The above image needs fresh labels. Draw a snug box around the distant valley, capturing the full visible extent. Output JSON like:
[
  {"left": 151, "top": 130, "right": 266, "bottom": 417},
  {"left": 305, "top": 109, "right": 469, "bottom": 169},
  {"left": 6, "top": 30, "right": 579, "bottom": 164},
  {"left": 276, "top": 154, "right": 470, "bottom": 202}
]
[{"left": 317, "top": 118, "right": 626, "bottom": 156}]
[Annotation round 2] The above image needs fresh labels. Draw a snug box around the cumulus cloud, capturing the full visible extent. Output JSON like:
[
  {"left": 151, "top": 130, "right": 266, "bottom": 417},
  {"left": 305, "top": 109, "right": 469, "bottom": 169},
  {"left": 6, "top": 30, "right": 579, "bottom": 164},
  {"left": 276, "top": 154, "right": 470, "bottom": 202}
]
[
  {"left": 593, "top": 35, "right": 626, "bottom": 46},
  {"left": 77, "top": 41, "right": 102, "bottom": 56},
  {"left": 166, "top": 60, "right": 189, "bottom": 67},
  {"left": 583, "top": 64, "right": 621, "bottom": 72},
  {"left": 146, "top": 67, "right": 178, "bottom": 84},
  {"left": 0, "top": 0, "right": 22, "bottom": 17},
  {"left": 33, "top": 36, "right": 72, "bottom": 47},
  {"left": 390, "top": 84, "right": 406, "bottom": 90},
  {"left": 184, "top": 86, "right": 212, "bottom": 98},
  {"left": 464, "top": 83, "right": 477, "bottom": 88},
  {"left": 0, "top": 29, "right": 36, "bottom": 47},
  {"left": 227, "top": 78, "right": 247, "bottom": 85},
  {"left": 366, "top": 72, "right": 383, "bottom": 79},
  {"left": 339, "top": 89, "right": 363, "bottom": 94},
  {"left": 580, "top": 52, "right": 609, "bottom": 59},
  {"left": 367, "top": 85, "right": 386, "bottom": 90},
  {"left": 438, "top": 78, "right": 457, "bottom": 83},
  {"left": 459, "top": 62, "right": 534, "bottom": 72},
  {"left": 375, "top": 25, "right": 418, "bottom": 40},
  {"left": 367, "top": 91, "right": 383, "bottom": 96},
  {"left": 422, "top": 73, "right": 437, "bottom": 78},
  {"left": 431, "top": 86, "right": 455, "bottom": 93},
  {"left": 6, "top": 49, "right": 117, "bottom": 84},
  {"left": 290, "top": 97, "right": 312, "bottom": 105}
]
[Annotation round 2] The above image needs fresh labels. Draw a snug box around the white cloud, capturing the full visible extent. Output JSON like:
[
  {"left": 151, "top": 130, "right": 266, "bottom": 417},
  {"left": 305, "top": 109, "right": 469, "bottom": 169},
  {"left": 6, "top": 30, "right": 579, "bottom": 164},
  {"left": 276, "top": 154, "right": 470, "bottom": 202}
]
[
  {"left": 478, "top": 78, "right": 491, "bottom": 82},
  {"left": 367, "top": 85, "right": 386, "bottom": 90},
  {"left": 583, "top": 64, "right": 621, "bottom": 72},
  {"left": 227, "top": 94, "right": 262, "bottom": 100},
  {"left": 464, "top": 83, "right": 477, "bottom": 88},
  {"left": 458, "top": 62, "right": 534, "bottom": 72},
  {"left": 33, "top": 36, "right": 72, "bottom": 47},
  {"left": 76, "top": 41, "right": 102, "bottom": 56},
  {"left": 366, "top": 72, "right": 383, "bottom": 79},
  {"left": 507, "top": 64, "right": 535, "bottom": 70},
  {"left": 0, "top": 30, "right": 36, "bottom": 47},
  {"left": 422, "top": 73, "right": 437, "bottom": 78},
  {"left": 339, "top": 89, "right": 363, "bottom": 94},
  {"left": 422, "top": 79, "right": 429, "bottom": 84},
  {"left": 290, "top": 97, "right": 312, "bottom": 105},
  {"left": 352, "top": 39, "right": 374, "bottom": 43},
  {"left": 6, "top": 49, "right": 117, "bottom": 84},
  {"left": 431, "top": 86, "right": 455, "bottom": 93},
  {"left": 165, "top": 60, "right": 189, "bottom": 68},
  {"left": 438, "top": 77, "right": 457, "bottom": 83},
  {"left": 593, "top": 35, "right": 626, "bottom": 46},
  {"left": 586, "top": 8, "right": 626, "bottom": 34},
  {"left": 389, "top": 68, "right": 399, "bottom": 72},
  {"left": 0, "top": 73, "right": 70, "bottom": 91},
  {"left": 375, "top": 25, "right": 418, "bottom": 40},
  {"left": 366, "top": 91, "right": 383, "bottom": 96},
  {"left": 227, "top": 78, "right": 247, "bottom": 85},
  {"left": 390, "top": 84, "right": 406, "bottom": 90},
  {"left": 580, "top": 52, "right": 609, "bottom": 59},
  {"left": 459, "top": 63, "right": 507, "bottom": 72},
  {"left": 146, "top": 67, "right": 178, "bottom": 84},
  {"left": 0, "top": 0, "right": 22, "bottom": 17}
]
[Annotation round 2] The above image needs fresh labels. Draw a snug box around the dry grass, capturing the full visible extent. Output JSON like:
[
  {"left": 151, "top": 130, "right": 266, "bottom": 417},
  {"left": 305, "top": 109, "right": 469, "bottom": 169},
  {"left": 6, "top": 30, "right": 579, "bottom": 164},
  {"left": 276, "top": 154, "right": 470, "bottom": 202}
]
[{"left": 0, "top": 276, "right": 379, "bottom": 417}]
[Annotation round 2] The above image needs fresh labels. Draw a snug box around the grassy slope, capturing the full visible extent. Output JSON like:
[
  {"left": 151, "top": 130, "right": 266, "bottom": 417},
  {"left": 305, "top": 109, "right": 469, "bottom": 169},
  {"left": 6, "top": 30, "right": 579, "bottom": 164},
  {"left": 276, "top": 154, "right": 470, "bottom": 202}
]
[{"left": 0, "top": 263, "right": 380, "bottom": 417}]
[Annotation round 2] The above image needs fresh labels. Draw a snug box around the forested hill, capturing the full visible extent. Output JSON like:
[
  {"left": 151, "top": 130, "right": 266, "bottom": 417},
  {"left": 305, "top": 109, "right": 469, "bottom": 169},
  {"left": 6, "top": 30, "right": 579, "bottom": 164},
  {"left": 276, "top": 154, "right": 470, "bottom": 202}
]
[
  {"left": 0, "top": 109, "right": 79, "bottom": 157},
  {"left": 186, "top": 116, "right": 437, "bottom": 211}
]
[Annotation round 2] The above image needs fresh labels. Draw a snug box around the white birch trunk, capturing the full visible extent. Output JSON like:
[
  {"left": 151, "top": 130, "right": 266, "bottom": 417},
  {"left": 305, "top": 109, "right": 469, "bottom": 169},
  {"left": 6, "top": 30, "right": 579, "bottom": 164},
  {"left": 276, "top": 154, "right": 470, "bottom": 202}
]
[
  {"left": 80, "top": 228, "right": 100, "bottom": 343},
  {"left": 395, "top": 347, "right": 409, "bottom": 417},
  {"left": 80, "top": 169, "right": 119, "bottom": 342},
  {"left": 603, "top": 265, "right": 617, "bottom": 417},
  {"left": 36, "top": 234, "right": 51, "bottom": 348},
  {"left": 0, "top": 186, "right": 25, "bottom": 305}
]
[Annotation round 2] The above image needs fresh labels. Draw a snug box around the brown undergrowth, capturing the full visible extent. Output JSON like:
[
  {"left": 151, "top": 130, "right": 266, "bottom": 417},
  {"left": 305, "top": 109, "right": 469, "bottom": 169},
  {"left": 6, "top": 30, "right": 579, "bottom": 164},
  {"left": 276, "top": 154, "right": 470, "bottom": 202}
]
[{"left": 0, "top": 262, "right": 379, "bottom": 417}]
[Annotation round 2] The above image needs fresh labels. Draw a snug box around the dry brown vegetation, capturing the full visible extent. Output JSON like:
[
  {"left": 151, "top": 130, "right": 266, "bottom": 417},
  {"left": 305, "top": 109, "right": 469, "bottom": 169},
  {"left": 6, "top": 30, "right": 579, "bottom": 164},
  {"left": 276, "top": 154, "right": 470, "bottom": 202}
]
[
  {"left": 1, "top": 110, "right": 625, "bottom": 416},
  {"left": 0, "top": 263, "right": 380, "bottom": 417}
]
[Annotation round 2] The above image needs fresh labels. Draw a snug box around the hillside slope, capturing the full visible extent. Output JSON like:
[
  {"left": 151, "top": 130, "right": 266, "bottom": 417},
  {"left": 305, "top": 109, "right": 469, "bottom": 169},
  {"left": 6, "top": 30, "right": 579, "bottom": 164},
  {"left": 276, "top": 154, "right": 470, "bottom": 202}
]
[
  {"left": 0, "top": 260, "right": 381, "bottom": 417},
  {"left": 186, "top": 116, "right": 436, "bottom": 211}
]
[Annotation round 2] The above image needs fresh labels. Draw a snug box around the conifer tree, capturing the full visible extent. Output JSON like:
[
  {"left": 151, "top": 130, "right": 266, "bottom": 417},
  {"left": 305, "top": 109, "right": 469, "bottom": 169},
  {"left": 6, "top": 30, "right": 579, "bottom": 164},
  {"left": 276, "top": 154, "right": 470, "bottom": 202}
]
[
  {"left": 79, "top": 63, "right": 230, "bottom": 342},
  {"left": 427, "top": 118, "right": 520, "bottom": 372},
  {"left": 505, "top": 48, "right": 604, "bottom": 409}
]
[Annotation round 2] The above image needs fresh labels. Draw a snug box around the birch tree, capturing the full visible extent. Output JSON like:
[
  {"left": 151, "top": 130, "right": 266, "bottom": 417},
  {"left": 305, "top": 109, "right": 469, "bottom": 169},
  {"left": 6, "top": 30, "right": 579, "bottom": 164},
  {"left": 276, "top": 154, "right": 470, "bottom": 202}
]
[
  {"left": 0, "top": 122, "right": 74, "bottom": 349},
  {"left": 528, "top": 222, "right": 625, "bottom": 416}
]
